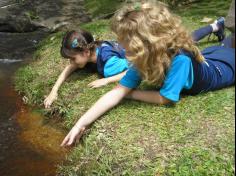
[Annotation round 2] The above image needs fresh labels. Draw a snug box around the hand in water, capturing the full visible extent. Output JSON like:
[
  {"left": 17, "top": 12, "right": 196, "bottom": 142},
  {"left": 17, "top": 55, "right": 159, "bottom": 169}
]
[
  {"left": 88, "top": 78, "right": 109, "bottom": 88},
  {"left": 61, "top": 125, "right": 86, "bottom": 147},
  {"left": 44, "top": 92, "right": 58, "bottom": 109}
]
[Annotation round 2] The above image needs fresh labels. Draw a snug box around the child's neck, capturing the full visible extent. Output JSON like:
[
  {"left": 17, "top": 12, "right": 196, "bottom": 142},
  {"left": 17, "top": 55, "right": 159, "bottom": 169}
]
[{"left": 89, "top": 50, "right": 97, "bottom": 63}]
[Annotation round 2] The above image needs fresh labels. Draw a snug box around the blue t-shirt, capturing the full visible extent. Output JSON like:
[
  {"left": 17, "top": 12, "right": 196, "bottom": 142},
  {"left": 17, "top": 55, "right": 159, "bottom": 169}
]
[
  {"left": 120, "top": 55, "right": 194, "bottom": 102},
  {"left": 103, "top": 56, "right": 129, "bottom": 78},
  {"left": 96, "top": 41, "right": 129, "bottom": 77}
]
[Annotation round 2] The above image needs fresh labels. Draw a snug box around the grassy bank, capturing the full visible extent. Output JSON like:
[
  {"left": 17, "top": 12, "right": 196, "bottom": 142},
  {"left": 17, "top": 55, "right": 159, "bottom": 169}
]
[{"left": 15, "top": 0, "right": 235, "bottom": 175}]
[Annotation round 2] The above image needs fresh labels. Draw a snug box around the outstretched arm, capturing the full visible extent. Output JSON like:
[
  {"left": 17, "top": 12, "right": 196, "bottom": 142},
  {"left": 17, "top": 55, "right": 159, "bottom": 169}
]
[
  {"left": 61, "top": 84, "right": 131, "bottom": 146},
  {"left": 126, "top": 90, "right": 171, "bottom": 105},
  {"left": 44, "top": 63, "right": 79, "bottom": 108},
  {"left": 88, "top": 71, "right": 127, "bottom": 88}
]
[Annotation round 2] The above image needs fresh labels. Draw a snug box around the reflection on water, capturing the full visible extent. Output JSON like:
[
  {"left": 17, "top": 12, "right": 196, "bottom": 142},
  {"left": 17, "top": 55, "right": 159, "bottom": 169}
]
[
  {"left": 0, "top": 62, "right": 67, "bottom": 176},
  {"left": 0, "top": 58, "right": 23, "bottom": 64},
  {"left": 17, "top": 108, "right": 67, "bottom": 162},
  {"left": 1, "top": 101, "right": 67, "bottom": 176}
]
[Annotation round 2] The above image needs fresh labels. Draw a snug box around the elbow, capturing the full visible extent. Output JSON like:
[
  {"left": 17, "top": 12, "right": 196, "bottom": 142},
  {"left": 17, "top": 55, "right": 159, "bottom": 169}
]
[
  {"left": 157, "top": 95, "right": 172, "bottom": 105},
  {"left": 104, "top": 86, "right": 130, "bottom": 106},
  {"left": 158, "top": 100, "right": 170, "bottom": 105}
]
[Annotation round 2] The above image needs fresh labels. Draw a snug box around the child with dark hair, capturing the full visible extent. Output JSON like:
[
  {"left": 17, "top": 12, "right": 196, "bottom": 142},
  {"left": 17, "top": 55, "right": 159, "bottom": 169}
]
[{"left": 44, "top": 28, "right": 129, "bottom": 108}]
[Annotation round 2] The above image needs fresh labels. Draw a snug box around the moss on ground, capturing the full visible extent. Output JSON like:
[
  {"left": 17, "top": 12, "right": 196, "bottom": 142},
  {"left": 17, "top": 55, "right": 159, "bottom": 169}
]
[{"left": 15, "top": 0, "right": 235, "bottom": 175}]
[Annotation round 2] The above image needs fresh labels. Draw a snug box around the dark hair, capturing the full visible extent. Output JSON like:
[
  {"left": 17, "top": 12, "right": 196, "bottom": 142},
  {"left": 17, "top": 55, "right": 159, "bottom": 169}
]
[{"left": 60, "top": 29, "right": 101, "bottom": 59}]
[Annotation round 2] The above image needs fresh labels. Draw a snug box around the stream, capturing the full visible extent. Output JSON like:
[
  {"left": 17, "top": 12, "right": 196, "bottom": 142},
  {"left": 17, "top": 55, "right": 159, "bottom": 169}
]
[{"left": 0, "top": 31, "right": 67, "bottom": 176}]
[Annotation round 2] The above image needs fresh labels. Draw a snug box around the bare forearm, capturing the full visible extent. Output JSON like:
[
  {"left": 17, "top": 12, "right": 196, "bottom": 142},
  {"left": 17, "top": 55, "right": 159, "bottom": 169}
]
[
  {"left": 51, "top": 64, "right": 78, "bottom": 93},
  {"left": 127, "top": 90, "right": 171, "bottom": 105},
  {"left": 106, "top": 71, "right": 127, "bottom": 84},
  {"left": 61, "top": 85, "right": 131, "bottom": 146},
  {"left": 75, "top": 85, "right": 130, "bottom": 128}
]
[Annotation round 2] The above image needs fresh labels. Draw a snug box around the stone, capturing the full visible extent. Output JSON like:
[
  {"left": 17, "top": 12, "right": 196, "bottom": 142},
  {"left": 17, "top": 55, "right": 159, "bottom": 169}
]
[{"left": 0, "top": 0, "right": 91, "bottom": 33}]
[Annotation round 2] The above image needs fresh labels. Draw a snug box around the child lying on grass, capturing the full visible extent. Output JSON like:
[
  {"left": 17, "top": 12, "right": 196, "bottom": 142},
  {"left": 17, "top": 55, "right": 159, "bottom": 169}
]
[
  {"left": 44, "top": 29, "right": 129, "bottom": 108},
  {"left": 61, "top": 1, "right": 235, "bottom": 147}
]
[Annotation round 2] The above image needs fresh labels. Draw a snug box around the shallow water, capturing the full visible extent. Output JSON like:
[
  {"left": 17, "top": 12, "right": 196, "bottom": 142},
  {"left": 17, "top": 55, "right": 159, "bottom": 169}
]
[{"left": 0, "top": 62, "right": 68, "bottom": 176}]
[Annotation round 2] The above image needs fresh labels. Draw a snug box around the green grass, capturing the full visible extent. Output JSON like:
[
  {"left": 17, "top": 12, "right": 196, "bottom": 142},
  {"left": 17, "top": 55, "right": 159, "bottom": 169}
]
[
  {"left": 84, "top": 0, "right": 124, "bottom": 18},
  {"left": 15, "top": 0, "right": 235, "bottom": 175}
]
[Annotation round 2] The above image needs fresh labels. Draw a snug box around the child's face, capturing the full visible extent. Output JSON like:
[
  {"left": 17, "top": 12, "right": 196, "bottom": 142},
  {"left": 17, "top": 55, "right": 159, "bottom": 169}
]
[{"left": 70, "top": 51, "right": 90, "bottom": 67}]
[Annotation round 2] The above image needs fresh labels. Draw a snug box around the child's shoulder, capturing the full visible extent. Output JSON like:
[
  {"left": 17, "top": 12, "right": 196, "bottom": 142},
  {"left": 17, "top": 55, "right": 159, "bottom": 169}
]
[
  {"left": 174, "top": 54, "right": 191, "bottom": 60},
  {"left": 99, "top": 41, "right": 125, "bottom": 54},
  {"left": 100, "top": 41, "right": 119, "bottom": 48},
  {"left": 172, "top": 54, "right": 192, "bottom": 65},
  {"left": 98, "top": 41, "right": 114, "bottom": 53}
]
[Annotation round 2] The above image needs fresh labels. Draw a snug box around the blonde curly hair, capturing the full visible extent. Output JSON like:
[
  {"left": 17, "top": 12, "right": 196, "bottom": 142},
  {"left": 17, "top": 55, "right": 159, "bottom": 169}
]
[{"left": 111, "top": 1, "right": 204, "bottom": 86}]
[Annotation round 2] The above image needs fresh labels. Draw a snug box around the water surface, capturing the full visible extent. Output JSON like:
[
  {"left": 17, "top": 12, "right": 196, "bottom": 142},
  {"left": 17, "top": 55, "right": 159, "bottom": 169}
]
[{"left": 0, "top": 31, "right": 67, "bottom": 176}]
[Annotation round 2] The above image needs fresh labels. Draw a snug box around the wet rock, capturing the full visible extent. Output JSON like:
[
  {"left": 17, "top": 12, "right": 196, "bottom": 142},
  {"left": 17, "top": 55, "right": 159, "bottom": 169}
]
[
  {"left": 0, "top": 0, "right": 91, "bottom": 33},
  {"left": 0, "top": 31, "right": 48, "bottom": 60}
]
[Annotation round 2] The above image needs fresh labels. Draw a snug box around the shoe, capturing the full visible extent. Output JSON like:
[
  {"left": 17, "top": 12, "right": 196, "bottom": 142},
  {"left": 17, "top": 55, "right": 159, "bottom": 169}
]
[{"left": 213, "top": 17, "right": 226, "bottom": 42}]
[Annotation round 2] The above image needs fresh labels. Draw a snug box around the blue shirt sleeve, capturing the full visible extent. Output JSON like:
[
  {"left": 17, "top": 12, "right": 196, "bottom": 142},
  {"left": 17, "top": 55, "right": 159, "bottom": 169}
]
[
  {"left": 104, "top": 56, "right": 129, "bottom": 78},
  {"left": 119, "top": 66, "right": 142, "bottom": 89},
  {"left": 160, "top": 55, "right": 194, "bottom": 102}
]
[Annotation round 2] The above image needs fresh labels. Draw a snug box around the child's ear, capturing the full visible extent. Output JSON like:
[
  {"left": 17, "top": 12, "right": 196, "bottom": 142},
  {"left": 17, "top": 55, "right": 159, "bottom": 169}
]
[{"left": 83, "top": 49, "right": 90, "bottom": 57}]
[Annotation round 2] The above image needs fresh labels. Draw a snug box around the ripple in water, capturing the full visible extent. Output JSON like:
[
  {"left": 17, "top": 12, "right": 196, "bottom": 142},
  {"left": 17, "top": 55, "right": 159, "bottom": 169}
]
[{"left": 0, "top": 59, "right": 23, "bottom": 64}]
